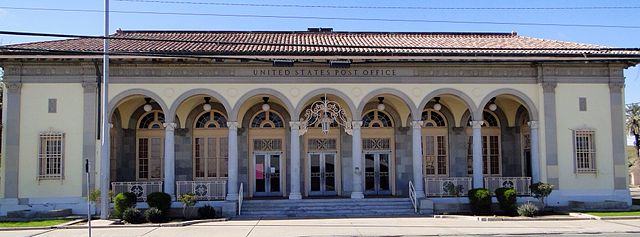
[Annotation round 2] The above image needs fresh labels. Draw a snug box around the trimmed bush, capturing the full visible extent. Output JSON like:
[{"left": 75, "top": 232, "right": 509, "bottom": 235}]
[
  {"left": 146, "top": 192, "right": 172, "bottom": 214},
  {"left": 529, "top": 182, "right": 554, "bottom": 208},
  {"left": 113, "top": 192, "right": 137, "bottom": 218},
  {"left": 144, "top": 207, "right": 165, "bottom": 223},
  {"left": 122, "top": 208, "right": 145, "bottom": 224},
  {"left": 517, "top": 202, "right": 539, "bottom": 217},
  {"left": 468, "top": 188, "right": 492, "bottom": 215},
  {"left": 198, "top": 205, "right": 216, "bottom": 219},
  {"left": 495, "top": 187, "right": 517, "bottom": 215}
]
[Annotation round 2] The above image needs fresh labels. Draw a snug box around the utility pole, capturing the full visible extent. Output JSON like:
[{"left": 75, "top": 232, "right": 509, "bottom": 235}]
[{"left": 99, "top": 0, "right": 111, "bottom": 220}]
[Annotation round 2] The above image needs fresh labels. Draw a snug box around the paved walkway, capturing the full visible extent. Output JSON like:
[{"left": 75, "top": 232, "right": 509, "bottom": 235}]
[{"left": 2, "top": 217, "right": 640, "bottom": 237}]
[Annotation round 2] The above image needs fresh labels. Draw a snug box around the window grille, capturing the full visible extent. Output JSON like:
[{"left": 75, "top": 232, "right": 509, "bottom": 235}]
[
  {"left": 308, "top": 138, "right": 337, "bottom": 151},
  {"left": 574, "top": 130, "right": 596, "bottom": 173},
  {"left": 362, "top": 138, "right": 391, "bottom": 150},
  {"left": 38, "top": 131, "right": 64, "bottom": 180},
  {"left": 253, "top": 139, "right": 282, "bottom": 151}
]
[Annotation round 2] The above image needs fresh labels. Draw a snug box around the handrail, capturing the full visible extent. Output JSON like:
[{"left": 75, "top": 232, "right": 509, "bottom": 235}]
[
  {"left": 408, "top": 180, "right": 418, "bottom": 213},
  {"left": 238, "top": 183, "right": 244, "bottom": 216}
]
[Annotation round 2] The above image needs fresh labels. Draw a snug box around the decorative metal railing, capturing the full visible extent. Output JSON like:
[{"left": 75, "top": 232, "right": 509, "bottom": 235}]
[
  {"left": 408, "top": 180, "right": 418, "bottom": 213},
  {"left": 176, "top": 180, "right": 227, "bottom": 201},
  {"left": 238, "top": 183, "right": 244, "bottom": 216},
  {"left": 484, "top": 177, "right": 532, "bottom": 195},
  {"left": 111, "top": 181, "right": 163, "bottom": 202},
  {"left": 424, "top": 177, "right": 472, "bottom": 197}
]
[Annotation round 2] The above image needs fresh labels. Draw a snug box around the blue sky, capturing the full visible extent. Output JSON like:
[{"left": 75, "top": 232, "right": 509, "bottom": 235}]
[{"left": 1, "top": 0, "right": 638, "bottom": 103}]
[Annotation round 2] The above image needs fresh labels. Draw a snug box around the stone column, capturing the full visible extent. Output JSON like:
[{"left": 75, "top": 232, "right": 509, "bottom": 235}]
[
  {"left": 471, "top": 120, "right": 484, "bottom": 188},
  {"left": 289, "top": 122, "right": 302, "bottom": 199},
  {"left": 2, "top": 82, "right": 21, "bottom": 198},
  {"left": 528, "top": 121, "right": 540, "bottom": 183},
  {"left": 82, "top": 82, "right": 98, "bottom": 197},
  {"left": 163, "top": 122, "right": 177, "bottom": 199},
  {"left": 411, "top": 120, "right": 425, "bottom": 198},
  {"left": 351, "top": 121, "right": 364, "bottom": 199},
  {"left": 226, "top": 122, "right": 239, "bottom": 200}
]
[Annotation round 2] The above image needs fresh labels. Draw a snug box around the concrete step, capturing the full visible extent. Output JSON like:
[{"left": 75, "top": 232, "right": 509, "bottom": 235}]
[{"left": 239, "top": 198, "right": 422, "bottom": 218}]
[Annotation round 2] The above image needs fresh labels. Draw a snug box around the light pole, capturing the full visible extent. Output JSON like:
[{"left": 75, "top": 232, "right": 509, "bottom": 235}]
[{"left": 99, "top": 0, "right": 111, "bottom": 220}]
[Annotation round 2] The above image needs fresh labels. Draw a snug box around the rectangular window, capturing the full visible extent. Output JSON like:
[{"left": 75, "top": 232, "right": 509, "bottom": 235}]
[
  {"left": 48, "top": 98, "right": 57, "bottom": 113},
  {"left": 579, "top": 97, "right": 587, "bottom": 111},
  {"left": 38, "top": 131, "right": 64, "bottom": 180},
  {"left": 574, "top": 130, "right": 596, "bottom": 173}
]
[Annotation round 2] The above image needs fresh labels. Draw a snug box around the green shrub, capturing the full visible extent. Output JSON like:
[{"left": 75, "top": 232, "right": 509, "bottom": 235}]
[
  {"left": 198, "top": 205, "right": 216, "bottom": 219},
  {"left": 113, "top": 192, "right": 137, "bottom": 218},
  {"left": 144, "top": 207, "right": 165, "bottom": 223},
  {"left": 468, "top": 188, "right": 492, "bottom": 215},
  {"left": 122, "top": 208, "right": 145, "bottom": 224},
  {"left": 529, "top": 182, "right": 554, "bottom": 207},
  {"left": 495, "top": 187, "right": 517, "bottom": 215},
  {"left": 146, "top": 192, "right": 172, "bottom": 214},
  {"left": 517, "top": 202, "right": 539, "bottom": 217},
  {"left": 178, "top": 193, "right": 198, "bottom": 219}
]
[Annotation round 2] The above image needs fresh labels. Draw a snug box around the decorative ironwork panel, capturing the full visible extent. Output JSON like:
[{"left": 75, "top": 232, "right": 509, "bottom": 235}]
[
  {"left": 362, "top": 138, "right": 391, "bottom": 150},
  {"left": 308, "top": 138, "right": 337, "bottom": 151},
  {"left": 253, "top": 139, "right": 283, "bottom": 151}
]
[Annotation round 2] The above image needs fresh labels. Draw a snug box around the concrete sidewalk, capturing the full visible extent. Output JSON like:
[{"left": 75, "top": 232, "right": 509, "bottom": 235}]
[{"left": 2, "top": 216, "right": 640, "bottom": 237}]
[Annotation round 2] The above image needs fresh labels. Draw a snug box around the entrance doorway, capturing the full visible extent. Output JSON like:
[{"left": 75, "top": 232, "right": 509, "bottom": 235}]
[
  {"left": 253, "top": 153, "right": 282, "bottom": 196},
  {"left": 364, "top": 152, "right": 391, "bottom": 195},
  {"left": 308, "top": 153, "right": 337, "bottom": 196}
]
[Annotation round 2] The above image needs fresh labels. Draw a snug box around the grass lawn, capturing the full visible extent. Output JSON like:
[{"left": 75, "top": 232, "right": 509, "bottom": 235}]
[
  {"left": 0, "top": 219, "right": 70, "bottom": 228},
  {"left": 584, "top": 211, "right": 640, "bottom": 217}
]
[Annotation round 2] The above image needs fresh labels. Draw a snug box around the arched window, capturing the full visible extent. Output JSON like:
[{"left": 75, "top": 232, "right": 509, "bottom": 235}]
[
  {"left": 138, "top": 111, "right": 165, "bottom": 129},
  {"left": 421, "top": 109, "right": 448, "bottom": 176},
  {"left": 361, "top": 110, "right": 393, "bottom": 128},
  {"left": 136, "top": 110, "right": 164, "bottom": 181},
  {"left": 195, "top": 110, "right": 228, "bottom": 128},
  {"left": 193, "top": 110, "right": 229, "bottom": 179},
  {"left": 422, "top": 110, "right": 447, "bottom": 127},
  {"left": 466, "top": 110, "right": 501, "bottom": 176},
  {"left": 250, "top": 111, "right": 284, "bottom": 128}
]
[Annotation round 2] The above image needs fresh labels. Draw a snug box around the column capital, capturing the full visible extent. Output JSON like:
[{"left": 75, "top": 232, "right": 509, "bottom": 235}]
[
  {"left": 82, "top": 82, "right": 98, "bottom": 90},
  {"left": 527, "top": 121, "right": 539, "bottom": 129},
  {"left": 609, "top": 82, "right": 625, "bottom": 92},
  {"left": 351, "top": 120, "right": 363, "bottom": 128},
  {"left": 227, "top": 121, "right": 239, "bottom": 130},
  {"left": 289, "top": 121, "right": 301, "bottom": 130},
  {"left": 470, "top": 120, "right": 484, "bottom": 128},
  {"left": 542, "top": 82, "right": 557, "bottom": 93},
  {"left": 4, "top": 82, "right": 22, "bottom": 93},
  {"left": 163, "top": 122, "right": 177, "bottom": 131},
  {"left": 411, "top": 120, "right": 424, "bottom": 129}
]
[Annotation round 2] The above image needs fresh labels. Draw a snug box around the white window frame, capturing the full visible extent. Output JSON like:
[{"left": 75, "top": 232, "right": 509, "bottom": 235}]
[
  {"left": 573, "top": 130, "right": 596, "bottom": 173},
  {"left": 38, "top": 131, "right": 65, "bottom": 180}
]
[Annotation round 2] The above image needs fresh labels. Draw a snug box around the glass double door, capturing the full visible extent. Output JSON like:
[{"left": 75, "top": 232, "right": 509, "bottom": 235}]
[
  {"left": 364, "top": 152, "right": 391, "bottom": 195},
  {"left": 308, "top": 153, "right": 337, "bottom": 196},
  {"left": 254, "top": 153, "right": 282, "bottom": 196}
]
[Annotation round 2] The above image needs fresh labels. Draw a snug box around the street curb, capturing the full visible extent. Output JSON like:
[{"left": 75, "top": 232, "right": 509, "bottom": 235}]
[
  {"left": 0, "top": 218, "right": 228, "bottom": 231},
  {"left": 434, "top": 214, "right": 593, "bottom": 221}
]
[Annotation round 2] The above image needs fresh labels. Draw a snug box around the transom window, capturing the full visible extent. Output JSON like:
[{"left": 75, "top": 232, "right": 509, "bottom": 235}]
[
  {"left": 138, "top": 111, "right": 165, "bottom": 129},
  {"left": 422, "top": 109, "right": 447, "bottom": 127},
  {"left": 195, "top": 110, "right": 228, "bottom": 128},
  {"left": 251, "top": 111, "right": 284, "bottom": 128},
  {"left": 362, "top": 110, "right": 393, "bottom": 128}
]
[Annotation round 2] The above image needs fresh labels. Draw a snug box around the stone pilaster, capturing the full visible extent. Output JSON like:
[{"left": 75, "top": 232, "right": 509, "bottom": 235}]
[
  {"left": 163, "top": 122, "right": 177, "bottom": 199},
  {"left": 609, "top": 82, "right": 627, "bottom": 189},
  {"left": 82, "top": 82, "right": 98, "bottom": 196},
  {"left": 351, "top": 121, "right": 364, "bottom": 199},
  {"left": 2, "top": 82, "right": 21, "bottom": 198},
  {"left": 470, "top": 120, "right": 484, "bottom": 188},
  {"left": 543, "top": 82, "right": 559, "bottom": 188},
  {"left": 289, "top": 121, "right": 302, "bottom": 199},
  {"left": 411, "top": 120, "right": 425, "bottom": 198},
  {"left": 226, "top": 122, "right": 239, "bottom": 200}
]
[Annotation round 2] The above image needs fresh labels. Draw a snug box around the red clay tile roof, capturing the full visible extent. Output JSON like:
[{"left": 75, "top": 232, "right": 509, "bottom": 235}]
[{"left": 2, "top": 30, "right": 639, "bottom": 59}]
